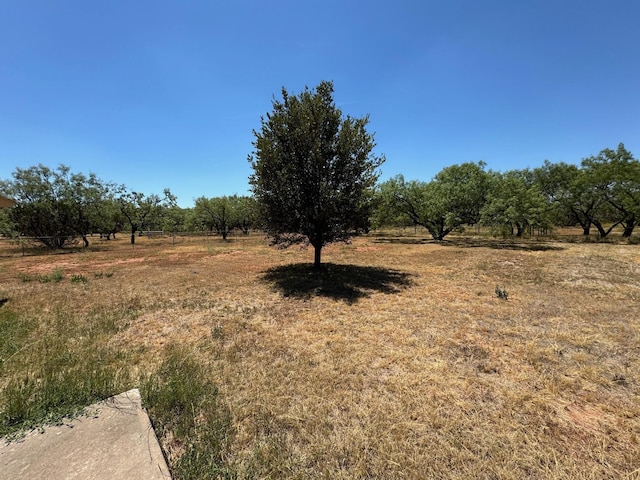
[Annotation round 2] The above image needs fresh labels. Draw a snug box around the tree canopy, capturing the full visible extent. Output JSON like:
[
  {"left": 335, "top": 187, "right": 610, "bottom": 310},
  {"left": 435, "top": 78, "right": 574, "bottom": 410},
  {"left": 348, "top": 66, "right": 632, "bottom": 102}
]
[
  {"left": 192, "top": 195, "right": 255, "bottom": 240},
  {"left": 0, "top": 164, "right": 110, "bottom": 248},
  {"left": 248, "top": 80, "right": 384, "bottom": 266},
  {"left": 378, "top": 162, "right": 488, "bottom": 240},
  {"left": 117, "top": 188, "right": 176, "bottom": 245}
]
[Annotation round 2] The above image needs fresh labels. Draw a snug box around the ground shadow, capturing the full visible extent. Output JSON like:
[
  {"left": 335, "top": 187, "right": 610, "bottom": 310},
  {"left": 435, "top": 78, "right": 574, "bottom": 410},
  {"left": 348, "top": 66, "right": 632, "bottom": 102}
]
[
  {"left": 372, "top": 237, "right": 431, "bottom": 245},
  {"left": 372, "top": 236, "right": 563, "bottom": 251},
  {"left": 441, "top": 237, "right": 565, "bottom": 251},
  {"left": 262, "top": 263, "right": 414, "bottom": 303}
]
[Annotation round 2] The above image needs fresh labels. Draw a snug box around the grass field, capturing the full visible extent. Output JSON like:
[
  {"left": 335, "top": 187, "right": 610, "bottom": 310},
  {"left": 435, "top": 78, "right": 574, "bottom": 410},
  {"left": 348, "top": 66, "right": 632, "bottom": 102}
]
[{"left": 1, "top": 231, "right": 639, "bottom": 478}]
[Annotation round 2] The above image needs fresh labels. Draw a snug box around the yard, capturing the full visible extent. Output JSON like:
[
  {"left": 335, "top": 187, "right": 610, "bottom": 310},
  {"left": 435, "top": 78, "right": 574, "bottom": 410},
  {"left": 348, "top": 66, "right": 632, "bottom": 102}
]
[{"left": 1, "top": 232, "right": 639, "bottom": 478}]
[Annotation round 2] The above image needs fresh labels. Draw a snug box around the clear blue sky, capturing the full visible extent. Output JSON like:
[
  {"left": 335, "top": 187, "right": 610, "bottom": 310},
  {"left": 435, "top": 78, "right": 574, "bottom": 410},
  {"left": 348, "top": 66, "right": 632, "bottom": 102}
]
[{"left": 1, "top": 1, "right": 638, "bottom": 207}]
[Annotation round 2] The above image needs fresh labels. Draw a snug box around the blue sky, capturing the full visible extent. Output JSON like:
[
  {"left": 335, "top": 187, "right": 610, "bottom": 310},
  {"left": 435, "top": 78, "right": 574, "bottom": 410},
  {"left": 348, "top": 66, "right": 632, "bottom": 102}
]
[{"left": 1, "top": 1, "right": 639, "bottom": 207}]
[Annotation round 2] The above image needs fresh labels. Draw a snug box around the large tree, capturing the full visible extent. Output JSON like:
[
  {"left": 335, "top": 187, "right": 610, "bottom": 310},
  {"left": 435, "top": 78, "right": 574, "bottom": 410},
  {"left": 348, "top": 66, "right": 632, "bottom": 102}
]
[
  {"left": 534, "top": 161, "right": 602, "bottom": 235},
  {"left": 582, "top": 143, "right": 640, "bottom": 238},
  {"left": 0, "top": 164, "right": 110, "bottom": 248},
  {"left": 248, "top": 81, "right": 384, "bottom": 267},
  {"left": 481, "top": 170, "right": 552, "bottom": 237},
  {"left": 377, "top": 162, "right": 489, "bottom": 240}
]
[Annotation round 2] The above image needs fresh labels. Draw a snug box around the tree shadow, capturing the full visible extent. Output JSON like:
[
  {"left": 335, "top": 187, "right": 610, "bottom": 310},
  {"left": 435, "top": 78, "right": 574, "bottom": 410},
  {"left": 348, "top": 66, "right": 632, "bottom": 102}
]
[
  {"left": 441, "top": 237, "right": 565, "bottom": 251},
  {"left": 372, "top": 237, "right": 431, "bottom": 245},
  {"left": 261, "top": 263, "right": 414, "bottom": 303}
]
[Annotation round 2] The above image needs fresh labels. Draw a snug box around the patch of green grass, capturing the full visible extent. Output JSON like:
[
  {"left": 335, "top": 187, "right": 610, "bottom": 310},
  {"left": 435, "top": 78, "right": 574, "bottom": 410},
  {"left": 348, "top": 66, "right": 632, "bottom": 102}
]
[
  {"left": 70, "top": 274, "right": 87, "bottom": 284},
  {"left": 22, "top": 268, "right": 66, "bottom": 284},
  {"left": 0, "top": 310, "right": 130, "bottom": 440},
  {"left": 0, "top": 308, "right": 34, "bottom": 375},
  {"left": 141, "top": 345, "right": 235, "bottom": 479},
  {"left": 0, "top": 347, "right": 128, "bottom": 437},
  {"left": 50, "top": 268, "right": 64, "bottom": 283}
]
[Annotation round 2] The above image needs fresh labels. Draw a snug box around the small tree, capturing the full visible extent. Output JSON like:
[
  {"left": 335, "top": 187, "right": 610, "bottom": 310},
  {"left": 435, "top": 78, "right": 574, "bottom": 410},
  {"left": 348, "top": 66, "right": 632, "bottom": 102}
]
[
  {"left": 234, "top": 196, "right": 258, "bottom": 234},
  {"left": 94, "top": 198, "right": 126, "bottom": 240},
  {"left": 118, "top": 188, "right": 175, "bottom": 245},
  {"left": 249, "top": 81, "right": 384, "bottom": 267},
  {"left": 193, "top": 196, "right": 238, "bottom": 240}
]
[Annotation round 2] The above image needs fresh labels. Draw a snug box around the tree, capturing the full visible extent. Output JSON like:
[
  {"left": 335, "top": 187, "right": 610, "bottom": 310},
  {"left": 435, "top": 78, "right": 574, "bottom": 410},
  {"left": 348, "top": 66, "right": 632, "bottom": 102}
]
[
  {"left": 0, "top": 208, "right": 17, "bottom": 237},
  {"left": 248, "top": 81, "right": 384, "bottom": 267},
  {"left": 481, "top": 170, "right": 552, "bottom": 237},
  {"left": 118, "top": 188, "right": 175, "bottom": 245},
  {"left": 377, "top": 162, "right": 489, "bottom": 240},
  {"left": 582, "top": 143, "right": 640, "bottom": 238},
  {"left": 371, "top": 182, "right": 414, "bottom": 231},
  {"left": 94, "top": 198, "right": 126, "bottom": 240},
  {"left": 193, "top": 196, "right": 238, "bottom": 240},
  {"left": 534, "top": 161, "right": 605, "bottom": 235},
  {"left": 0, "top": 164, "right": 110, "bottom": 248},
  {"left": 234, "top": 196, "right": 258, "bottom": 234}
]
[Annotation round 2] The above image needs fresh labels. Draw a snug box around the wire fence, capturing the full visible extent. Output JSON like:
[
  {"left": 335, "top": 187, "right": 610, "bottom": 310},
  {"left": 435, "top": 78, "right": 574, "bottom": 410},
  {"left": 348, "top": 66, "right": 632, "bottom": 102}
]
[{"left": 0, "top": 230, "right": 266, "bottom": 256}]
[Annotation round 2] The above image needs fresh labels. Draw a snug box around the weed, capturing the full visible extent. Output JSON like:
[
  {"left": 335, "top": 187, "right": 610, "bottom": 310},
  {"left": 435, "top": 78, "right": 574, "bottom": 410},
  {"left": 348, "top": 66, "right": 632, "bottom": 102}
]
[
  {"left": 105, "top": 272, "right": 114, "bottom": 278},
  {"left": 94, "top": 272, "right": 104, "bottom": 279},
  {"left": 0, "top": 309, "right": 33, "bottom": 375},
  {"left": 0, "top": 348, "right": 128, "bottom": 438},
  {"left": 211, "top": 324, "right": 224, "bottom": 340},
  {"left": 71, "top": 274, "right": 88, "bottom": 284},
  {"left": 495, "top": 285, "right": 509, "bottom": 300},
  {"left": 141, "top": 345, "right": 235, "bottom": 478},
  {"left": 20, "top": 275, "right": 31, "bottom": 283},
  {"left": 613, "top": 374, "right": 628, "bottom": 386},
  {"left": 0, "top": 309, "right": 130, "bottom": 439},
  {"left": 50, "top": 268, "right": 64, "bottom": 283},
  {"left": 29, "top": 269, "right": 65, "bottom": 283}
]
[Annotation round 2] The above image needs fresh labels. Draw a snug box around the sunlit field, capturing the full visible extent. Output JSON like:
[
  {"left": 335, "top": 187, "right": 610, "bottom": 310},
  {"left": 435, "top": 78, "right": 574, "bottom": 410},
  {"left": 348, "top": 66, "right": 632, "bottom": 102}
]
[{"left": 1, "top": 231, "right": 639, "bottom": 478}]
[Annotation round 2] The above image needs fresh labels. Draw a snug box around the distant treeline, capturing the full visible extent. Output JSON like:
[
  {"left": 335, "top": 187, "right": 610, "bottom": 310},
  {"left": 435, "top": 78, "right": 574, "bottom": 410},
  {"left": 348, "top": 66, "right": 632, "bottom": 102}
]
[{"left": 1, "top": 143, "right": 638, "bottom": 248}]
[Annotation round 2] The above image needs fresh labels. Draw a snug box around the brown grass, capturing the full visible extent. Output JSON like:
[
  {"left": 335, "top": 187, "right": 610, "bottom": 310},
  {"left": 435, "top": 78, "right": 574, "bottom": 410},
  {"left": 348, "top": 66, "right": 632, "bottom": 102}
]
[{"left": 1, "top": 232, "right": 639, "bottom": 478}]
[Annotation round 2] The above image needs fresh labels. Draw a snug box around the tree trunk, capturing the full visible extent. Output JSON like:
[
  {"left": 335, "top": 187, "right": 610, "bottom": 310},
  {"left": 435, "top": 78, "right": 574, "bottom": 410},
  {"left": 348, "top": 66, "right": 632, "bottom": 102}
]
[
  {"left": 515, "top": 223, "right": 524, "bottom": 237},
  {"left": 592, "top": 219, "right": 621, "bottom": 238},
  {"left": 314, "top": 244, "right": 322, "bottom": 268},
  {"left": 82, "top": 235, "right": 89, "bottom": 248},
  {"left": 582, "top": 225, "right": 591, "bottom": 235},
  {"left": 622, "top": 219, "right": 636, "bottom": 238}
]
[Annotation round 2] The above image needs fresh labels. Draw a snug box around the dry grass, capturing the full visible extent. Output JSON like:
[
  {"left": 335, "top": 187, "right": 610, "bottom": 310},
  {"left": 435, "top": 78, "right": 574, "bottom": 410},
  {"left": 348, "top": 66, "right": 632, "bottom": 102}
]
[{"left": 1, "top": 232, "right": 639, "bottom": 478}]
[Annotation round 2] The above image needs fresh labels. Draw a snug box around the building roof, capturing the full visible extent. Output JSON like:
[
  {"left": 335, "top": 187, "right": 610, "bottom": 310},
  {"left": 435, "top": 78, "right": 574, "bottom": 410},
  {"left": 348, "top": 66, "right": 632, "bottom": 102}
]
[{"left": 0, "top": 195, "right": 16, "bottom": 208}]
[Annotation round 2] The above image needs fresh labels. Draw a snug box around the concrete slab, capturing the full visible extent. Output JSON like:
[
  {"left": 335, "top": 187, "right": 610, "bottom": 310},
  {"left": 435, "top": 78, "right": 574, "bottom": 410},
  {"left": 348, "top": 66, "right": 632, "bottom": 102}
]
[{"left": 0, "top": 389, "right": 171, "bottom": 479}]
